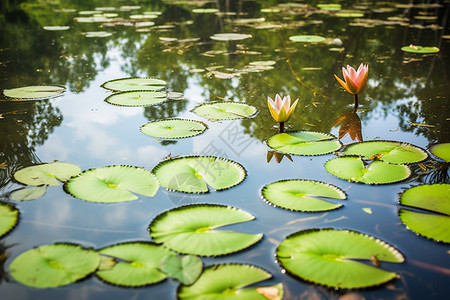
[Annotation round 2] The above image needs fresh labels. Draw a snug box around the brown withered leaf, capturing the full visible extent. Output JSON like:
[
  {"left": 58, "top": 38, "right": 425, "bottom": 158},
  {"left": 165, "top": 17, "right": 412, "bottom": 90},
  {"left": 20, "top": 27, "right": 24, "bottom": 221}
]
[{"left": 332, "top": 111, "right": 362, "bottom": 142}]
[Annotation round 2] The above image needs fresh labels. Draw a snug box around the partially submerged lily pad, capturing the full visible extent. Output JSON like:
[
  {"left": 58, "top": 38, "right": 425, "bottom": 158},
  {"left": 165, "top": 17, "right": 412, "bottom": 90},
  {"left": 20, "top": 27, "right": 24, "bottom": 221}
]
[
  {"left": 401, "top": 45, "right": 440, "bottom": 54},
  {"left": 101, "top": 77, "right": 167, "bottom": 92},
  {"left": 9, "top": 243, "right": 100, "bottom": 288},
  {"left": 149, "top": 204, "right": 263, "bottom": 256},
  {"left": 140, "top": 119, "right": 207, "bottom": 139},
  {"left": 152, "top": 156, "right": 246, "bottom": 193},
  {"left": 399, "top": 184, "right": 450, "bottom": 243},
  {"left": 429, "top": 143, "right": 450, "bottom": 162},
  {"left": 159, "top": 255, "right": 203, "bottom": 285},
  {"left": 10, "top": 186, "right": 47, "bottom": 201},
  {"left": 276, "top": 228, "right": 404, "bottom": 289},
  {"left": 14, "top": 162, "right": 81, "bottom": 186},
  {"left": 192, "top": 102, "right": 257, "bottom": 120},
  {"left": 0, "top": 202, "right": 19, "bottom": 237},
  {"left": 289, "top": 35, "right": 326, "bottom": 43},
  {"left": 97, "top": 241, "right": 175, "bottom": 287},
  {"left": 105, "top": 90, "right": 167, "bottom": 106},
  {"left": 261, "top": 180, "right": 346, "bottom": 212},
  {"left": 267, "top": 131, "right": 341, "bottom": 156},
  {"left": 65, "top": 165, "right": 159, "bottom": 203},
  {"left": 3, "top": 85, "right": 65, "bottom": 99},
  {"left": 177, "top": 264, "right": 282, "bottom": 299}
]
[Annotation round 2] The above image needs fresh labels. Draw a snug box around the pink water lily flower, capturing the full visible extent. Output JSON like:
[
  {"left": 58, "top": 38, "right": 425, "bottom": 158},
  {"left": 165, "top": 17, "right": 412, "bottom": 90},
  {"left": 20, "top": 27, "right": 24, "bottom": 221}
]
[
  {"left": 267, "top": 94, "right": 299, "bottom": 123},
  {"left": 335, "top": 63, "right": 369, "bottom": 95}
]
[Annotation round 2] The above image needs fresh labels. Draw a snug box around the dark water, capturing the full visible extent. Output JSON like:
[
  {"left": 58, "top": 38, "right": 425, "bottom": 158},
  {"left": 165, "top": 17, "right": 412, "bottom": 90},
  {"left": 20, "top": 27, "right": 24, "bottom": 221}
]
[{"left": 0, "top": 0, "right": 449, "bottom": 299}]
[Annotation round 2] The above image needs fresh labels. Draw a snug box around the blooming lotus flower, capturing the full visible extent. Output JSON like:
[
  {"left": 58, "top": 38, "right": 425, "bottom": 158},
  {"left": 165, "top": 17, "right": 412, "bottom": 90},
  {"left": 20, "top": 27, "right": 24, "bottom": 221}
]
[
  {"left": 267, "top": 94, "right": 299, "bottom": 123},
  {"left": 334, "top": 63, "right": 369, "bottom": 95}
]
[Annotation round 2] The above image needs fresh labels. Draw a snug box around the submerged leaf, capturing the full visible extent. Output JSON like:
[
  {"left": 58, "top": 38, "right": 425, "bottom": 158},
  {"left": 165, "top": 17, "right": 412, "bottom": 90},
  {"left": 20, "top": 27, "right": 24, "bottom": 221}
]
[
  {"left": 267, "top": 131, "right": 341, "bottom": 156},
  {"left": 159, "top": 255, "right": 203, "bottom": 285},
  {"left": 140, "top": 119, "right": 206, "bottom": 139},
  {"left": 0, "top": 202, "right": 19, "bottom": 237},
  {"left": 14, "top": 162, "right": 81, "bottom": 186},
  {"left": 10, "top": 186, "right": 47, "bottom": 201}
]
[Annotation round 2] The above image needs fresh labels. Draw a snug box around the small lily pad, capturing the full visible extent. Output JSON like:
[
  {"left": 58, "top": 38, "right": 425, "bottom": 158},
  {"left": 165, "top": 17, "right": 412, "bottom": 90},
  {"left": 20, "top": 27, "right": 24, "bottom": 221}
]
[
  {"left": 3, "top": 85, "right": 65, "bottom": 99},
  {"left": 401, "top": 45, "right": 440, "bottom": 53},
  {"left": 152, "top": 156, "right": 246, "bottom": 193},
  {"left": 43, "top": 26, "right": 70, "bottom": 31},
  {"left": 149, "top": 204, "right": 263, "bottom": 256},
  {"left": 0, "top": 202, "right": 19, "bottom": 237},
  {"left": 101, "top": 77, "right": 167, "bottom": 92},
  {"left": 65, "top": 165, "right": 159, "bottom": 203},
  {"left": 289, "top": 35, "right": 326, "bottom": 43},
  {"left": 140, "top": 119, "right": 207, "bottom": 139},
  {"left": 10, "top": 186, "right": 47, "bottom": 201},
  {"left": 105, "top": 90, "right": 167, "bottom": 106},
  {"left": 317, "top": 4, "right": 342, "bottom": 11},
  {"left": 192, "top": 8, "right": 219, "bottom": 14},
  {"left": 210, "top": 33, "right": 252, "bottom": 41},
  {"left": 192, "top": 102, "right": 257, "bottom": 120},
  {"left": 97, "top": 241, "right": 176, "bottom": 287},
  {"left": 9, "top": 243, "right": 100, "bottom": 288},
  {"left": 261, "top": 180, "right": 346, "bottom": 212},
  {"left": 85, "top": 31, "right": 113, "bottom": 38},
  {"left": 159, "top": 255, "right": 203, "bottom": 285},
  {"left": 267, "top": 131, "right": 342, "bottom": 156},
  {"left": 14, "top": 162, "right": 81, "bottom": 186},
  {"left": 335, "top": 12, "right": 364, "bottom": 18},
  {"left": 430, "top": 143, "right": 450, "bottom": 162},
  {"left": 276, "top": 228, "right": 404, "bottom": 289}
]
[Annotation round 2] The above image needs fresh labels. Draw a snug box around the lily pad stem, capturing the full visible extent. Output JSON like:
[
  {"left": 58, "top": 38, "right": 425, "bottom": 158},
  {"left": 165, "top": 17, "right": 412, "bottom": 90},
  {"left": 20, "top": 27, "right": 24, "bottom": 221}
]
[
  {"left": 353, "top": 94, "right": 359, "bottom": 112},
  {"left": 278, "top": 122, "right": 285, "bottom": 133}
]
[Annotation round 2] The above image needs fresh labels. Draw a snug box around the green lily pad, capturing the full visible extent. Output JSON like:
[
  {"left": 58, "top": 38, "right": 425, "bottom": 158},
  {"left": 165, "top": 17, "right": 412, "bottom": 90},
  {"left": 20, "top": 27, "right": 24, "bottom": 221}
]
[
  {"left": 192, "top": 8, "right": 219, "bottom": 13},
  {"left": 401, "top": 45, "right": 440, "bottom": 53},
  {"left": 85, "top": 31, "right": 113, "bottom": 38},
  {"left": 149, "top": 204, "right": 263, "bottom": 256},
  {"left": 96, "top": 241, "right": 176, "bottom": 287},
  {"left": 335, "top": 12, "right": 364, "bottom": 18},
  {"left": 325, "top": 156, "right": 411, "bottom": 184},
  {"left": 140, "top": 119, "right": 207, "bottom": 139},
  {"left": 192, "top": 102, "right": 257, "bottom": 120},
  {"left": 343, "top": 141, "right": 428, "bottom": 164},
  {"left": 65, "top": 165, "right": 159, "bottom": 203},
  {"left": 9, "top": 243, "right": 100, "bottom": 288},
  {"left": 430, "top": 143, "right": 450, "bottom": 162},
  {"left": 399, "top": 184, "right": 450, "bottom": 243},
  {"left": 210, "top": 33, "right": 252, "bottom": 41},
  {"left": 10, "top": 186, "right": 47, "bottom": 201},
  {"left": 14, "top": 162, "right": 82, "bottom": 186},
  {"left": 0, "top": 202, "right": 19, "bottom": 237},
  {"left": 152, "top": 156, "right": 246, "bottom": 193},
  {"left": 261, "top": 180, "right": 346, "bottom": 212},
  {"left": 3, "top": 85, "right": 65, "bottom": 99},
  {"left": 105, "top": 90, "right": 167, "bottom": 106},
  {"left": 276, "top": 228, "right": 404, "bottom": 289},
  {"left": 317, "top": 4, "right": 342, "bottom": 11},
  {"left": 159, "top": 255, "right": 203, "bottom": 285},
  {"left": 267, "top": 131, "right": 342, "bottom": 156},
  {"left": 101, "top": 77, "right": 167, "bottom": 92},
  {"left": 289, "top": 35, "right": 326, "bottom": 43},
  {"left": 178, "top": 264, "right": 283, "bottom": 299}
]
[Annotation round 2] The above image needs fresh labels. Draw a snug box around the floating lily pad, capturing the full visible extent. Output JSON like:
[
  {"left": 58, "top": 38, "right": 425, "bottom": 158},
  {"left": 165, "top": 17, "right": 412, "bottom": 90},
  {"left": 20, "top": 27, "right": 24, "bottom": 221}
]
[
  {"left": 149, "top": 204, "right": 263, "bottom": 256},
  {"left": 96, "top": 241, "right": 175, "bottom": 287},
  {"left": 192, "top": 8, "right": 219, "bottom": 14},
  {"left": 192, "top": 102, "right": 257, "bottom": 120},
  {"left": 399, "top": 184, "right": 450, "bottom": 243},
  {"left": 267, "top": 131, "right": 341, "bottom": 156},
  {"left": 160, "top": 255, "right": 203, "bottom": 285},
  {"left": 3, "top": 85, "right": 65, "bottom": 99},
  {"left": 210, "top": 33, "right": 252, "bottom": 41},
  {"left": 105, "top": 90, "right": 167, "bottom": 106},
  {"left": 325, "top": 156, "right": 411, "bottom": 184},
  {"left": 85, "top": 31, "right": 113, "bottom": 38},
  {"left": 401, "top": 45, "right": 440, "bottom": 53},
  {"left": 101, "top": 77, "right": 167, "bottom": 92},
  {"left": 152, "top": 156, "right": 246, "bottom": 193},
  {"left": 178, "top": 264, "right": 282, "bottom": 299},
  {"left": 14, "top": 162, "right": 81, "bottom": 186},
  {"left": 430, "top": 143, "right": 450, "bottom": 162},
  {"left": 317, "top": 4, "right": 342, "bottom": 11},
  {"left": 276, "top": 228, "right": 404, "bottom": 289},
  {"left": 10, "top": 186, "right": 47, "bottom": 201},
  {"left": 289, "top": 35, "right": 326, "bottom": 43},
  {"left": 43, "top": 26, "right": 70, "bottom": 31},
  {"left": 65, "top": 165, "right": 159, "bottom": 203},
  {"left": 343, "top": 141, "right": 428, "bottom": 164},
  {"left": 261, "top": 180, "right": 346, "bottom": 212},
  {"left": 0, "top": 202, "right": 19, "bottom": 237},
  {"left": 140, "top": 119, "right": 207, "bottom": 139},
  {"left": 9, "top": 243, "right": 100, "bottom": 288},
  {"left": 335, "top": 12, "right": 364, "bottom": 18}
]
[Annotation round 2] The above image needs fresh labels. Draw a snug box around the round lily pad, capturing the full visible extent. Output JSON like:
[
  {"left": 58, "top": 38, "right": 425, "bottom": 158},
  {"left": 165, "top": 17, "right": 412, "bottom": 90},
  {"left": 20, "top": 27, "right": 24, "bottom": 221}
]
[
  {"left": 43, "top": 26, "right": 70, "bottom": 31},
  {"left": 267, "top": 131, "right": 342, "bottom": 156},
  {"left": 101, "top": 77, "right": 167, "bottom": 92},
  {"left": 261, "top": 180, "right": 346, "bottom": 212},
  {"left": 13, "top": 162, "right": 82, "bottom": 186},
  {"left": 430, "top": 143, "right": 450, "bottom": 162},
  {"left": 140, "top": 119, "right": 207, "bottom": 139},
  {"left": 192, "top": 102, "right": 257, "bottom": 120},
  {"left": 289, "top": 35, "right": 326, "bottom": 43},
  {"left": 3, "top": 85, "right": 65, "bottom": 99},
  {"left": 178, "top": 264, "right": 282, "bottom": 299},
  {"left": 343, "top": 141, "right": 428, "bottom": 164},
  {"left": 325, "top": 156, "right": 411, "bottom": 184},
  {"left": 105, "top": 90, "right": 167, "bottom": 106},
  {"left": 9, "top": 243, "right": 100, "bottom": 288},
  {"left": 149, "top": 204, "right": 263, "bottom": 256},
  {"left": 210, "top": 33, "right": 252, "bottom": 41},
  {"left": 152, "top": 156, "right": 246, "bottom": 193},
  {"left": 96, "top": 241, "right": 176, "bottom": 287},
  {"left": 0, "top": 202, "right": 19, "bottom": 237},
  {"left": 399, "top": 184, "right": 450, "bottom": 243},
  {"left": 65, "top": 165, "right": 160, "bottom": 203},
  {"left": 276, "top": 228, "right": 404, "bottom": 289},
  {"left": 401, "top": 45, "right": 440, "bottom": 54}
]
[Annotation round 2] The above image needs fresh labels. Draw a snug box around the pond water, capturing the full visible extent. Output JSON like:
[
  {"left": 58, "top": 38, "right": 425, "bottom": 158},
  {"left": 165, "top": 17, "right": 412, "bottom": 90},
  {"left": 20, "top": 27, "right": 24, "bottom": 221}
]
[{"left": 0, "top": 0, "right": 449, "bottom": 299}]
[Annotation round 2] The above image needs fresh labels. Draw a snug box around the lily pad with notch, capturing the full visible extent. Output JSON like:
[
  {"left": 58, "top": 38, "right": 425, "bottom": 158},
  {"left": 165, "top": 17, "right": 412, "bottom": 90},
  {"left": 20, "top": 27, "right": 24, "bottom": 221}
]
[
  {"left": 261, "top": 179, "right": 346, "bottom": 212},
  {"left": 276, "top": 228, "right": 404, "bottom": 289},
  {"left": 65, "top": 165, "right": 159, "bottom": 203},
  {"left": 13, "top": 162, "right": 81, "bottom": 186},
  {"left": 149, "top": 204, "right": 263, "bottom": 256},
  {"left": 105, "top": 90, "right": 167, "bottom": 107},
  {"left": 0, "top": 202, "right": 19, "bottom": 237},
  {"left": 140, "top": 119, "right": 207, "bottom": 139},
  {"left": 3, "top": 85, "right": 65, "bottom": 99},
  {"left": 101, "top": 77, "right": 167, "bottom": 92},
  {"left": 192, "top": 102, "right": 257, "bottom": 120}
]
